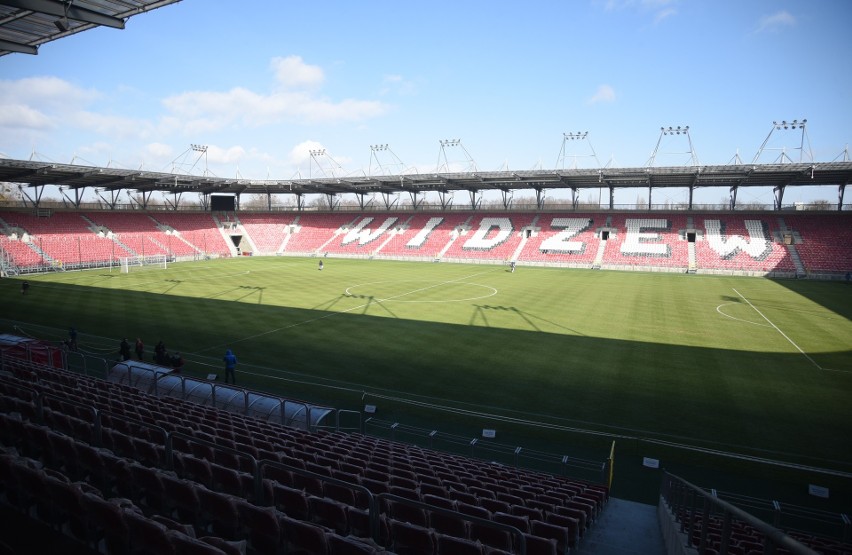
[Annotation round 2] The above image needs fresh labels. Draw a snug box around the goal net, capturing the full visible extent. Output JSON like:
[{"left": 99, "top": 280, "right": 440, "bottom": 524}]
[{"left": 120, "top": 255, "right": 168, "bottom": 273}]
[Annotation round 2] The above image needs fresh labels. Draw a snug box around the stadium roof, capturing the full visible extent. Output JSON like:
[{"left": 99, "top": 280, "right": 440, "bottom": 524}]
[
  {"left": 1, "top": 157, "right": 851, "bottom": 208},
  {"left": 0, "top": 0, "right": 180, "bottom": 56}
]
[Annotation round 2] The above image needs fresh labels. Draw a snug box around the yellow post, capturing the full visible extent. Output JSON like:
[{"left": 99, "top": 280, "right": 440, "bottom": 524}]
[{"left": 607, "top": 440, "right": 616, "bottom": 490}]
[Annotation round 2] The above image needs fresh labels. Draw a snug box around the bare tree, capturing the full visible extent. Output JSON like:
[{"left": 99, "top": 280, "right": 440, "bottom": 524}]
[{"left": 807, "top": 199, "right": 832, "bottom": 210}]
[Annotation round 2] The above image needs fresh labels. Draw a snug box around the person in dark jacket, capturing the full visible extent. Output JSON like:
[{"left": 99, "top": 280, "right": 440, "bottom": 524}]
[
  {"left": 223, "top": 349, "right": 237, "bottom": 384},
  {"left": 119, "top": 338, "right": 131, "bottom": 361}
]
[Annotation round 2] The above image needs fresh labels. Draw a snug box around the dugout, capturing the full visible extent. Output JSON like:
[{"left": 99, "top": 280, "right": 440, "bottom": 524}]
[
  {"left": 0, "top": 334, "right": 64, "bottom": 369},
  {"left": 108, "top": 361, "right": 331, "bottom": 430}
]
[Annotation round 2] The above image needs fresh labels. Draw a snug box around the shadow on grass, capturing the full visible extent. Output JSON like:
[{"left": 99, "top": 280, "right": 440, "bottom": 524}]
[{"left": 2, "top": 277, "right": 851, "bottom": 509}]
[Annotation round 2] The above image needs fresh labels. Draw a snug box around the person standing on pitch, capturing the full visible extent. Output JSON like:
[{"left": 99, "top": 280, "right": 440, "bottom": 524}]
[
  {"left": 223, "top": 349, "right": 238, "bottom": 384},
  {"left": 119, "top": 338, "right": 131, "bottom": 362}
]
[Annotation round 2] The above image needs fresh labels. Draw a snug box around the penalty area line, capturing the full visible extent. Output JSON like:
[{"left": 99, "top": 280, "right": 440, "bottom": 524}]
[{"left": 732, "top": 288, "right": 823, "bottom": 371}]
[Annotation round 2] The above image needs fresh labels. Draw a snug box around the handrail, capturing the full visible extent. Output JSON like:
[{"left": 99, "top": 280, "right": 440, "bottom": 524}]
[
  {"left": 376, "top": 492, "right": 527, "bottom": 555},
  {"left": 661, "top": 471, "right": 820, "bottom": 555},
  {"left": 255, "top": 459, "right": 378, "bottom": 538},
  {"left": 165, "top": 431, "right": 258, "bottom": 475},
  {"left": 40, "top": 391, "right": 101, "bottom": 444}
]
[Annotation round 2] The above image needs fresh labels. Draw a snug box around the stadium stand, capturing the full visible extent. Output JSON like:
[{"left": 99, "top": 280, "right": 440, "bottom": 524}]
[
  {"left": 150, "top": 212, "right": 232, "bottom": 257},
  {"left": 284, "top": 212, "right": 362, "bottom": 255},
  {"left": 83, "top": 212, "right": 174, "bottom": 258},
  {"left": 0, "top": 210, "right": 132, "bottom": 268},
  {"left": 1, "top": 209, "right": 850, "bottom": 277},
  {"left": 783, "top": 213, "right": 852, "bottom": 275},
  {"left": 694, "top": 215, "right": 796, "bottom": 275},
  {"left": 600, "top": 214, "right": 689, "bottom": 271},
  {"left": 516, "top": 214, "right": 600, "bottom": 267},
  {"left": 234, "top": 213, "right": 297, "bottom": 255},
  {"left": 440, "top": 214, "right": 538, "bottom": 263},
  {"left": 377, "top": 214, "right": 455, "bottom": 260},
  {"left": 1, "top": 352, "right": 612, "bottom": 554}
]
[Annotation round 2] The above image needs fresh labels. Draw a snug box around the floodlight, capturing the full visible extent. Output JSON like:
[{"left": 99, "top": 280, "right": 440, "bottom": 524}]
[{"left": 55, "top": 17, "right": 69, "bottom": 32}]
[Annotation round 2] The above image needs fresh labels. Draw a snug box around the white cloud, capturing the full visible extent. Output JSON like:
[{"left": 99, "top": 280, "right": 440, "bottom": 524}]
[
  {"left": 69, "top": 111, "right": 156, "bottom": 140},
  {"left": 162, "top": 86, "right": 388, "bottom": 132},
  {"left": 0, "top": 76, "right": 94, "bottom": 108},
  {"left": 0, "top": 77, "right": 96, "bottom": 131},
  {"left": 138, "top": 143, "right": 173, "bottom": 166},
  {"left": 271, "top": 55, "right": 324, "bottom": 89},
  {"left": 380, "top": 74, "right": 418, "bottom": 96},
  {"left": 288, "top": 140, "right": 324, "bottom": 166},
  {"left": 598, "top": 0, "right": 678, "bottom": 23},
  {"left": 0, "top": 104, "right": 54, "bottom": 130},
  {"left": 756, "top": 11, "right": 796, "bottom": 33},
  {"left": 653, "top": 7, "right": 676, "bottom": 24},
  {"left": 589, "top": 84, "right": 616, "bottom": 104},
  {"left": 207, "top": 144, "right": 247, "bottom": 165}
]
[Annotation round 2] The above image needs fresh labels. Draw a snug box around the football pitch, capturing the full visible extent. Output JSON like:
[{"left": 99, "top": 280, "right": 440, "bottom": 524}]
[{"left": 3, "top": 257, "right": 852, "bottom": 504}]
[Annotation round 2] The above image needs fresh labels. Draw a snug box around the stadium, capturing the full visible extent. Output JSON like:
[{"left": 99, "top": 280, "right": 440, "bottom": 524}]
[{"left": 2, "top": 2, "right": 852, "bottom": 555}]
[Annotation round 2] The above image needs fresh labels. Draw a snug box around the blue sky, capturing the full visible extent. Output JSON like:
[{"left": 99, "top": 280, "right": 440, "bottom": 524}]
[{"left": 1, "top": 0, "right": 850, "bottom": 206}]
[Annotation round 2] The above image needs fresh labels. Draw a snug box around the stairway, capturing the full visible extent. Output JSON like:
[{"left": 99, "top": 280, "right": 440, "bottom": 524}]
[
  {"left": 777, "top": 217, "right": 807, "bottom": 278},
  {"left": 593, "top": 237, "right": 607, "bottom": 269},
  {"left": 687, "top": 242, "right": 697, "bottom": 273},
  {"left": 579, "top": 498, "right": 665, "bottom": 554}
]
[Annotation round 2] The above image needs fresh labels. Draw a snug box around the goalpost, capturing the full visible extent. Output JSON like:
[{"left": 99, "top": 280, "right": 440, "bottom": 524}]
[{"left": 120, "top": 255, "right": 168, "bottom": 273}]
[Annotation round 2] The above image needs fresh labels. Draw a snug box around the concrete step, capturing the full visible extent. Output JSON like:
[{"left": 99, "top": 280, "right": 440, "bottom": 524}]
[{"left": 577, "top": 498, "right": 665, "bottom": 554}]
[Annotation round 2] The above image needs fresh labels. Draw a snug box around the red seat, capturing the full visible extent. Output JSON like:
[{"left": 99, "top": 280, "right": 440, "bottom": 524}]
[
  {"left": 389, "top": 519, "right": 435, "bottom": 555},
  {"left": 197, "top": 488, "right": 242, "bottom": 540},
  {"left": 236, "top": 498, "right": 281, "bottom": 554},
  {"left": 523, "top": 533, "right": 558, "bottom": 555},
  {"left": 124, "top": 509, "right": 176, "bottom": 555},
  {"left": 531, "top": 520, "right": 571, "bottom": 554},
  {"left": 167, "top": 531, "right": 230, "bottom": 555},
  {"left": 272, "top": 482, "right": 310, "bottom": 520},
  {"left": 80, "top": 492, "right": 130, "bottom": 554},
  {"left": 280, "top": 515, "right": 330, "bottom": 555},
  {"left": 309, "top": 496, "right": 350, "bottom": 534},
  {"left": 470, "top": 521, "right": 513, "bottom": 552},
  {"left": 324, "top": 532, "right": 381, "bottom": 554},
  {"left": 434, "top": 532, "right": 483, "bottom": 555}
]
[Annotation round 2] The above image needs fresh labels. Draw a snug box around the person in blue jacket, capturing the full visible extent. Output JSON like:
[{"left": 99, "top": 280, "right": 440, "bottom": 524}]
[{"left": 223, "top": 349, "right": 238, "bottom": 384}]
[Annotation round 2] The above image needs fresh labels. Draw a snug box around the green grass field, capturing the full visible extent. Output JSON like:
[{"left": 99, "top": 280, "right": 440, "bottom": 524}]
[{"left": 3, "top": 257, "right": 852, "bottom": 505}]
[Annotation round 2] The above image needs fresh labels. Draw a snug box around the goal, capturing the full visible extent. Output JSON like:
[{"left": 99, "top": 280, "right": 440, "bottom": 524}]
[{"left": 120, "top": 255, "right": 168, "bottom": 273}]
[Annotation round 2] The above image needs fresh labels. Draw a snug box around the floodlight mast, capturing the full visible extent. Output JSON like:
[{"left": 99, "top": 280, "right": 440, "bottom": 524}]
[
  {"left": 190, "top": 144, "right": 209, "bottom": 176},
  {"left": 752, "top": 119, "right": 813, "bottom": 164},
  {"left": 437, "top": 139, "right": 477, "bottom": 173},
  {"left": 368, "top": 144, "right": 406, "bottom": 176},
  {"left": 169, "top": 144, "right": 210, "bottom": 177},
  {"left": 647, "top": 126, "right": 699, "bottom": 167},
  {"left": 308, "top": 148, "right": 344, "bottom": 179},
  {"left": 556, "top": 131, "right": 602, "bottom": 170}
]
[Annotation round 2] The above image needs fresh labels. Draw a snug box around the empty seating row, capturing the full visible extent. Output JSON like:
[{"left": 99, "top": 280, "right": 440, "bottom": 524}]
[{"left": 2, "top": 360, "right": 605, "bottom": 553}]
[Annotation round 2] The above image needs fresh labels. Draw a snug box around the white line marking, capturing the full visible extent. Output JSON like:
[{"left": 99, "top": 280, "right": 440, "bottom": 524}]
[
  {"left": 733, "top": 288, "right": 823, "bottom": 371},
  {"left": 715, "top": 303, "right": 772, "bottom": 327}
]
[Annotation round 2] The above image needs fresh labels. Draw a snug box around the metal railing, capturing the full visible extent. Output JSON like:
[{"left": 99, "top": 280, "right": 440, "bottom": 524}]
[
  {"left": 660, "top": 471, "right": 821, "bottom": 555},
  {"left": 364, "top": 417, "right": 608, "bottom": 486}
]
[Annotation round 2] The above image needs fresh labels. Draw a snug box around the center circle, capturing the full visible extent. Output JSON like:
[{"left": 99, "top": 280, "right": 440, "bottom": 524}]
[{"left": 345, "top": 280, "right": 498, "bottom": 303}]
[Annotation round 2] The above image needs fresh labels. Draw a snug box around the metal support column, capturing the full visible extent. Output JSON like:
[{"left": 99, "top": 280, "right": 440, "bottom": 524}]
[{"left": 774, "top": 185, "right": 785, "bottom": 211}]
